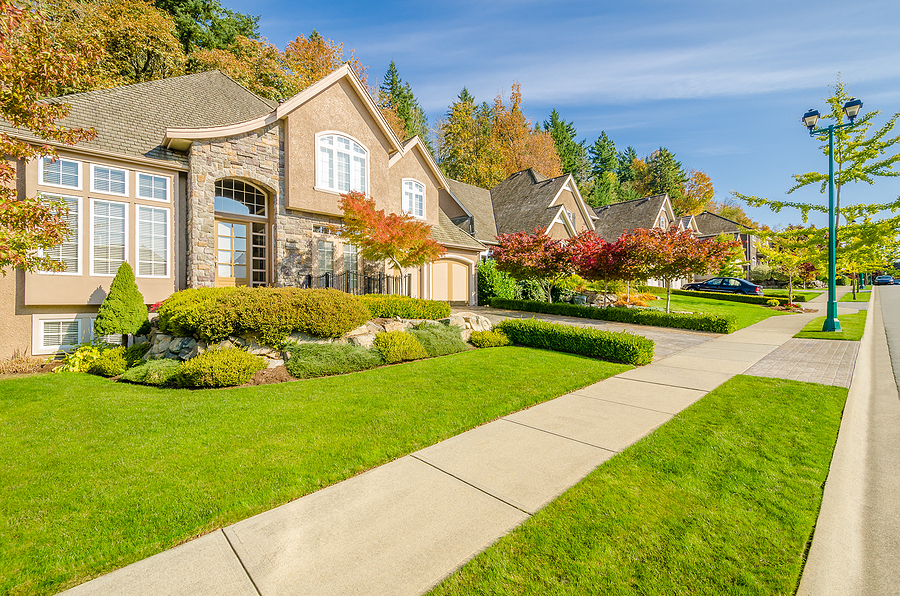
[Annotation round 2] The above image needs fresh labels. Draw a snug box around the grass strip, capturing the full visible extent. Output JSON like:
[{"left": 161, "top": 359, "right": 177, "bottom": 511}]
[
  {"left": 0, "top": 348, "right": 628, "bottom": 596},
  {"left": 646, "top": 293, "right": 784, "bottom": 330},
  {"left": 429, "top": 375, "right": 847, "bottom": 596},
  {"left": 794, "top": 310, "right": 867, "bottom": 340},
  {"left": 839, "top": 290, "right": 871, "bottom": 302}
]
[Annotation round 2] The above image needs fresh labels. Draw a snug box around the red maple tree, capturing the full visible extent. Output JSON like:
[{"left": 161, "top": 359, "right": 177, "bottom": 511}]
[{"left": 492, "top": 228, "right": 573, "bottom": 302}]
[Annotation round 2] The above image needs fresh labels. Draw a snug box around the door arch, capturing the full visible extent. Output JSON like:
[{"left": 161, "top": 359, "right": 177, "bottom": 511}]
[{"left": 214, "top": 179, "right": 271, "bottom": 287}]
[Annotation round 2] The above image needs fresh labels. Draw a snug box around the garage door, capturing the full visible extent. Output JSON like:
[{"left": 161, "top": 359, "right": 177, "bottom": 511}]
[{"left": 432, "top": 259, "right": 470, "bottom": 304}]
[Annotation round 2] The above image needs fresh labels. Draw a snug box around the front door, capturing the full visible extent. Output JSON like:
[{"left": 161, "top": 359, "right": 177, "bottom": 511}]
[{"left": 216, "top": 219, "right": 249, "bottom": 286}]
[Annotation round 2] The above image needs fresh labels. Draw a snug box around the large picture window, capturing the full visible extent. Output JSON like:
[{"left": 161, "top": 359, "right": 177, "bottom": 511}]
[
  {"left": 40, "top": 194, "right": 80, "bottom": 274},
  {"left": 92, "top": 200, "right": 127, "bottom": 275},
  {"left": 402, "top": 179, "right": 425, "bottom": 218},
  {"left": 136, "top": 205, "right": 168, "bottom": 277},
  {"left": 317, "top": 134, "right": 368, "bottom": 194},
  {"left": 137, "top": 173, "right": 169, "bottom": 201},
  {"left": 40, "top": 157, "right": 80, "bottom": 189},
  {"left": 215, "top": 179, "right": 266, "bottom": 217}
]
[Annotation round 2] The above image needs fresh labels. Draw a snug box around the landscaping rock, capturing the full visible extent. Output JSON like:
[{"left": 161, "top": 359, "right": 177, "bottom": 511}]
[
  {"left": 383, "top": 320, "right": 411, "bottom": 333},
  {"left": 455, "top": 312, "right": 493, "bottom": 332},
  {"left": 177, "top": 338, "right": 198, "bottom": 360},
  {"left": 348, "top": 333, "right": 377, "bottom": 349},
  {"left": 439, "top": 315, "right": 466, "bottom": 330}
]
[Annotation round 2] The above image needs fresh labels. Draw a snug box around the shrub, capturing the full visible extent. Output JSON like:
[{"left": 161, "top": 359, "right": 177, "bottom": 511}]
[
  {"left": 516, "top": 278, "right": 545, "bottom": 302},
  {"left": 489, "top": 298, "right": 737, "bottom": 334},
  {"left": 120, "top": 359, "right": 181, "bottom": 386},
  {"left": 476, "top": 258, "right": 517, "bottom": 305},
  {"left": 157, "top": 287, "right": 372, "bottom": 346},
  {"left": 124, "top": 342, "right": 151, "bottom": 366},
  {"left": 90, "top": 346, "right": 128, "bottom": 377},
  {"left": 55, "top": 341, "right": 110, "bottom": 373},
  {"left": 0, "top": 350, "right": 47, "bottom": 375},
  {"left": 408, "top": 323, "right": 468, "bottom": 357},
  {"left": 283, "top": 343, "right": 383, "bottom": 379},
  {"left": 94, "top": 262, "right": 148, "bottom": 337},
  {"left": 175, "top": 347, "right": 266, "bottom": 388},
  {"left": 373, "top": 331, "right": 428, "bottom": 364},
  {"left": 644, "top": 286, "right": 802, "bottom": 305},
  {"left": 495, "top": 319, "right": 655, "bottom": 366},
  {"left": 469, "top": 330, "right": 510, "bottom": 348},
  {"left": 359, "top": 295, "right": 450, "bottom": 319},
  {"left": 766, "top": 299, "right": 780, "bottom": 307}
]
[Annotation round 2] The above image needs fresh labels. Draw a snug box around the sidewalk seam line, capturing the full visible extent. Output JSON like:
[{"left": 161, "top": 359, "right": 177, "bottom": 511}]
[
  {"left": 409, "top": 455, "right": 534, "bottom": 516},
  {"left": 611, "top": 376, "right": 729, "bottom": 392},
  {"left": 567, "top": 391, "right": 692, "bottom": 416},
  {"left": 222, "top": 529, "right": 264, "bottom": 596},
  {"left": 500, "top": 417, "right": 625, "bottom": 451}
]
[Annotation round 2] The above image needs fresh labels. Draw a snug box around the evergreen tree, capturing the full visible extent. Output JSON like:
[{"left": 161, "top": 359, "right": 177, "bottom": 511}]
[
  {"left": 645, "top": 147, "right": 688, "bottom": 201},
  {"left": 153, "top": 0, "right": 259, "bottom": 54},
  {"left": 379, "top": 61, "right": 431, "bottom": 152},
  {"left": 617, "top": 146, "right": 638, "bottom": 183},
  {"left": 589, "top": 131, "right": 618, "bottom": 179},
  {"left": 94, "top": 262, "right": 148, "bottom": 337},
  {"left": 543, "top": 110, "right": 589, "bottom": 183}
]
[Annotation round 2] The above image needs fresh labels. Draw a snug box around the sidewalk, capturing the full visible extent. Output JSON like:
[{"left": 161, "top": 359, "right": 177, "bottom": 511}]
[{"left": 62, "top": 293, "right": 858, "bottom": 596}]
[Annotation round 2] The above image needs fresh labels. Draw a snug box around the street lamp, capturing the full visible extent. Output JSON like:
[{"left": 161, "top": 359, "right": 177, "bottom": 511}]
[{"left": 801, "top": 98, "right": 863, "bottom": 332}]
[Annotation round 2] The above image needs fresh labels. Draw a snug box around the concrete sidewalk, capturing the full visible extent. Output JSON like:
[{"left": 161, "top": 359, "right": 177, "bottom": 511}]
[{"left": 61, "top": 298, "right": 855, "bottom": 596}]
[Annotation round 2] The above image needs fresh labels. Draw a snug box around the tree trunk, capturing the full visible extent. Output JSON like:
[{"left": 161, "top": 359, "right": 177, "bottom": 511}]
[
  {"left": 788, "top": 276, "right": 793, "bottom": 305},
  {"left": 665, "top": 279, "right": 672, "bottom": 314}
]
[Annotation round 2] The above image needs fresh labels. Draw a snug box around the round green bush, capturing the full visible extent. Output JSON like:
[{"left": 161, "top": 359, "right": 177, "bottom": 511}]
[
  {"left": 120, "top": 359, "right": 182, "bottom": 386},
  {"left": 373, "top": 331, "right": 428, "bottom": 364},
  {"left": 175, "top": 348, "right": 266, "bottom": 388},
  {"left": 469, "top": 330, "right": 511, "bottom": 348},
  {"left": 766, "top": 299, "right": 780, "bottom": 307},
  {"left": 90, "top": 347, "right": 128, "bottom": 377}
]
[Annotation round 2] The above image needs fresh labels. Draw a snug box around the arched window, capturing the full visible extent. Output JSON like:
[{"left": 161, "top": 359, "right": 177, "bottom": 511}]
[
  {"left": 214, "top": 179, "right": 267, "bottom": 217},
  {"left": 317, "top": 133, "right": 368, "bottom": 193},
  {"left": 402, "top": 179, "right": 425, "bottom": 218}
]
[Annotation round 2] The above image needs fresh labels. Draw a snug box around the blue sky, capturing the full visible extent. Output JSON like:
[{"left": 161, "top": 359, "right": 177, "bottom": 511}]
[{"left": 227, "top": 0, "right": 900, "bottom": 229}]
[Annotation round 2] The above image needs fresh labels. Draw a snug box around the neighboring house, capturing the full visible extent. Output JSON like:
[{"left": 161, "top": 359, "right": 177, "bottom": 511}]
[
  {"left": 590, "top": 194, "right": 677, "bottom": 242},
  {"left": 675, "top": 214, "right": 699, "bottom": 234},
  {"left": 0, "top": 65, "right": 483, "bottom": 358},
  {"left": 438, "top": 168, "right": 595, "bottom": 246},
  {"left": 694, "top": 211, "right": 759, "bottom": 278}
]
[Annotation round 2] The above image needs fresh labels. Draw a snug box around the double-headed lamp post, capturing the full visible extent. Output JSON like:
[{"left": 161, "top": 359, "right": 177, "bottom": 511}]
[{"left": 801, "top": 97, "right": 863, "bottom": 332}]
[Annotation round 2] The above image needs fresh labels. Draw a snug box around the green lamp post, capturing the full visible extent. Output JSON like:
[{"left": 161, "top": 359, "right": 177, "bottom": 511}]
[{"left": 801, "top": 97, "right": 863, "bottom": 332}]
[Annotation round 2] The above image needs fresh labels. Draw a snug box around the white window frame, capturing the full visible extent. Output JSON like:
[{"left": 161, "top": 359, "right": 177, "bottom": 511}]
[
  {"left": 135, "top": 204, "right": 170, "bottom": 278},
  {"left": 90, "top": 163, "right": 129, "bottom": 197},
  {"left": 38, "top": 318, "right": 82, "bottom": 353},
  {"left": 90, "top": 198, "right": 129, "bottom": 277},
  {"left": 38, "top": 156, "right": 82, "bottom": 190},
  {"left": 402, "top": 178, "right": 426, "bottom": 219},
  {"left": 135, "top": 171, "right": 171, "bottom": 202},
  {"left": 315, "top": 132, "right": 370, "bottom": 195},
  {"left": 37, "top": 193, "right": 82, "bottom": 276}
]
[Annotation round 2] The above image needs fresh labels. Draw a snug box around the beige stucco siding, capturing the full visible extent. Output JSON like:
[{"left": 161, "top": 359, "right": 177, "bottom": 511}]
[
  {"left": 551, "top": 189, "right": 590, "bottom": 233},
  {"left": 547, "top": 221, "right": 571, "bottom": 240},
  {"left": 388, "top": 147, "right": 442, "bottom": 226},
  {"left": 438, "top": 188, "right": 468, "bottom": 219}
]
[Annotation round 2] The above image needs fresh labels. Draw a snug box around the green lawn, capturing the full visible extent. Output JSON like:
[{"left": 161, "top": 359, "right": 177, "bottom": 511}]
[
  {"left": 764, "top": 289, "right": 824, "bottom": 301},
  {"left": 795, "top": 310, "right": 867, "bottom": 340},
  {"left": 839, "top": 290, "right": 871, "bottom": 302},
  {"left": 429, "top": 375, "right": 847, "bottom": 596},
  {"left": 0, "top": 348, "right": 628, "bottom": 596},
  {"left": 648, "top": 293, "right": 786, "bottom": 330}
]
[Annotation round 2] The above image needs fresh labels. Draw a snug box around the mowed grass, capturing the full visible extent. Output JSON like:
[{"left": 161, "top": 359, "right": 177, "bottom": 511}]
[
  {"left": 647, "top": 293, "right": 786, "bottom": 330},
  {"left": 0, "top": 348, "right": 628, "bottom": 596},
  {"left": 795, "top": 310, "right": 867, "bottom": 340},
  {"left": 839, "top": 290, "right": 871, "bottom": 302},
  {"left": 429, "top": 375, "right": 847, "bottom": 596},
  {"left": 764, "top": 289, "right": 824, "bottom": 301}
]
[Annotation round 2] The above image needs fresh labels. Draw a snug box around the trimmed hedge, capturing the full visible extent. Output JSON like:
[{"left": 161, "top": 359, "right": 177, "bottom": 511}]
[
  {"left": 495, "top": 319, "right": 654, "bottom": 366},
  {"left": 157, "top": 287, "right": 372, "bottom": 346},
  {"left": 489, "top": 298, "right": 737, "bottom": 334},
  {"left": 373, "top": 331, "right": 428, "bottom": 364},
  {"left": 408, "top": 323, "right": 469, "bottom": 357},
  {"left": 469, "top": 330, "right": 511, "bottom": 348},
  {"left": 359, "top": 295, "right": 450, "bottom": 320},
  {"left": 644, "top": 286, "right": 805, "bottom": 305},
  {"left": 120, "top": 359, "right": 181, "bottom": 386},
  {"left": 283, "top": 343, "right": 383, "bottom": 379},
  {"left": 175, "top": 347, "right": 266, "bottom": 388}
]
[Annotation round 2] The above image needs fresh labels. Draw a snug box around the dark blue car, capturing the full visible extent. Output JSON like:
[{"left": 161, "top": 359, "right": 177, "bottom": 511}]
[{"left": 683, "top": 277, "right": 763, "bottom": 296}]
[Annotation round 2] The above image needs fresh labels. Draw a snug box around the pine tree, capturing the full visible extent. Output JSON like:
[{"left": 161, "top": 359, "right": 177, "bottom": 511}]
[
  {"left": 617, "top": 146, "right": 638, "bottom": 183},
  {"left": 543, "top": 110, "right": 589, "bottom": 183},
  {"left": 94, "top": 262, "right": 148, "bottom": 337},
  {"left": 379, "top": 61, "right": 431, "bottom": 152},
  {"left": 645, "top": 147, "right": 688, "bottom": 201}
]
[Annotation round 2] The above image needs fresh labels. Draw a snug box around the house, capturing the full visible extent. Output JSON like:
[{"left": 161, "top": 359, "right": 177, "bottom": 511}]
[
  {"left": 693, "top": 211, "right": 758, "bottom": 278},
  {"left": 590, "top": 194, "right": 678, "bottom": 241},
  {"left": 0, "top": 65, "right": 484, "bottom": 358}
]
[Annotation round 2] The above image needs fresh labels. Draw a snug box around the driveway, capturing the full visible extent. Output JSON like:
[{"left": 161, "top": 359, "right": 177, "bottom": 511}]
[{"left": 452, "top": 305, "right": 721, "bottom": 361}]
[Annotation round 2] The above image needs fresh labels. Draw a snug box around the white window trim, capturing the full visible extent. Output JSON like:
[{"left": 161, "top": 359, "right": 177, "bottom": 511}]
[
  {"left": 36, "top": 317, "right": 82, "bottom": 354},
  {"left": 314, "top": 131, "right": 370, "bottom": 195},
  {"left": 38, "top": 156, "right": 82, "bottom": 191},
  {"left": 90, "top": 198, "right": 129, "bottom": 277},
  {"left": 135, "top": 171, "right": 171, "bottom": 203},
  {"left": 401, "top": 178, "right": 426, "bottom": 219},
  {"left": 36, "top": 193, "right": 82, "bottom": 276},
  {"left": 90, "top": 163, "right": 129, "bottom": 197},
  {"left": 135, "top": 204, "right": 171, "bottom": 279}
]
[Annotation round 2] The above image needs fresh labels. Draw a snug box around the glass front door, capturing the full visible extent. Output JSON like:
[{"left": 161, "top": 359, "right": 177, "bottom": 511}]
[{"left": 216, "top": 220, "right": 248, "bottom": 286}]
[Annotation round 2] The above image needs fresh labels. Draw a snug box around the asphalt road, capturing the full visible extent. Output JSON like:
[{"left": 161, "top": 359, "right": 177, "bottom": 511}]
[{"left": 880, "top": 285, "right": 900, "bottom": 391}]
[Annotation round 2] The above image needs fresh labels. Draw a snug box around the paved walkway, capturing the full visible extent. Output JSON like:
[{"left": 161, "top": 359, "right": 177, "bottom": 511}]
[{"left": 62, "top": 291, "right": 865, "bottom": 596}]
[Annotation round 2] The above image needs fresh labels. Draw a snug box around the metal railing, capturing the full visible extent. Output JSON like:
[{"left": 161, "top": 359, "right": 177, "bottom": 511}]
[{"left": 301, "top": 271, "right": 412, "bottom": 296}]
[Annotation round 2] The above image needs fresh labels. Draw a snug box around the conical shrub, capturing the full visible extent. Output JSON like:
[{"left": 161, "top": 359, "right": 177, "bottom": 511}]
[{"left": 94, "top": 262, "right": 148, "bottom": 336}]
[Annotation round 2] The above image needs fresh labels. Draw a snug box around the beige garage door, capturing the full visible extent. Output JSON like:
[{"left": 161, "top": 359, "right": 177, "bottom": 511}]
[{"left": 432, "top": 259, "right": 470, "bottom": 304}]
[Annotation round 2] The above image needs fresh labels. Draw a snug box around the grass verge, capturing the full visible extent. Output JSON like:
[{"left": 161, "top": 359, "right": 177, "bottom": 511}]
[
  {"left": 794, "top": 310, "right": 867, "bottom": 340},
  {"left": 0, "top": 348, "right": 628, "bottom": 596},
  {"left": 839, "top": 290, "right": 871, "bottom": 302},
  {"left": 648, "top": 293, "right": 785, "bottom": 330},
  {"left": 764, "top": 289, "right": 823, "bottom": 301},
  {"left": 429, "top": 375, "right": 847, "bottom": 595}
]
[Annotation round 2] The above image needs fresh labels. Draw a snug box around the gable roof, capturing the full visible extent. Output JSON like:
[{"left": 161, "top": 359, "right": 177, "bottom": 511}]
[
  {"left": 446, "top": 178, "right": 498, "bottom": 244},
  {"left": 694, "top": 211, "right": 752, "bottom": 237},
  {"left": 0, "top": 71, "right": 277, "bottom": 168},
  {"left": 432, "top": 210, "right": 486, "bottom": 251},
  {"left": 591, "top": 194, "right": 671, "bottom": 241},
  {"left": 490, "top": 169, "right": 570, "bottom": 235}
]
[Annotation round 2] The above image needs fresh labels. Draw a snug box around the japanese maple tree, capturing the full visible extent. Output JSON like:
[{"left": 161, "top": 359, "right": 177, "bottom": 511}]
[
  {"left": 571, "top": 231, "right": 625, "bottom": 306},
  {"left": 492, "top": 228, "right": 573, "bottom": 302},
  {"left": 338, "top": 191, "right": 444, "bottom": 274}
]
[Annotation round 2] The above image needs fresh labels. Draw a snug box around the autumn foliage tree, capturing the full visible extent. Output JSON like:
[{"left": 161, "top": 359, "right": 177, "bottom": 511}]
[
  {"left": 338, "top": 191, "right": 444, "bottom": 274},
  {"left": 492, "top": 228, "right": 573, "bottom": 303},
  {"left": 1, "top": 0, "right": 97, "bottom": 273}
]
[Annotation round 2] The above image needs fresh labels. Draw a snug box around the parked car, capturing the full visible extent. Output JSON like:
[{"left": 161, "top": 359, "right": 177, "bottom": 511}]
[
  {"left": 874, "top": 275, "right": 894, "bottom": 285},
  {"left": 894, "top": 278, "right": 900, "bottom": 285},
  {"left": 683, "top": 277, "right": 763, "bottom": 295}
]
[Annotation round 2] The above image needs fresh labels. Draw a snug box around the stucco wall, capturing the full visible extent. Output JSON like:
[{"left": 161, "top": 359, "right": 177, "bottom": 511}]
[{"left": 551, "top": 188, "right": 591, "bottom": 233}]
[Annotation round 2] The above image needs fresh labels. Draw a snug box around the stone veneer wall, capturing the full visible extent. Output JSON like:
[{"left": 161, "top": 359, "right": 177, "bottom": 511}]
[{"left": 187, "top": 122, "right": 389, "bottom": 289}]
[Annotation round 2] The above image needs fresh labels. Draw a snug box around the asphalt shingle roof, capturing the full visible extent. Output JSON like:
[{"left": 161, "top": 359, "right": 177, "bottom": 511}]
[
  {"left": 0, "top": 71, "right": 277, "bottom": 167},
  {"left": 694, "top": 211, "right": 757, "bottom": 237},
  {"left": 446, "top": 178, "right": 498, "bottom": 244},
  {"left": 432, "top": 210, "right": 486, "bottom": 251},
  {"left": 591, "top": 194, "right": 668, "bottom": 241},
  {"left": 490, "top": 169, "right": 569, "bottom": 235}
]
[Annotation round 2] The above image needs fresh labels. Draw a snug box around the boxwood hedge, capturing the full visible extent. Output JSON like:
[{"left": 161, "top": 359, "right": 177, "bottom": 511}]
[
  {"left": 489, "top": 298, "right": 736, "bottom": 334},
  {"left": 644, "top": 286, "right": 805, "bottom": 305},
  {"left": 359, "top": 295, "right": 450, "bottom": 320},
  {"left": 494, "top": 319, "right": 654, "bottom": 366}
]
